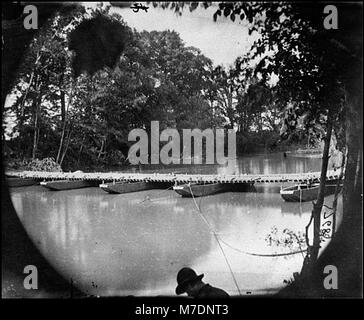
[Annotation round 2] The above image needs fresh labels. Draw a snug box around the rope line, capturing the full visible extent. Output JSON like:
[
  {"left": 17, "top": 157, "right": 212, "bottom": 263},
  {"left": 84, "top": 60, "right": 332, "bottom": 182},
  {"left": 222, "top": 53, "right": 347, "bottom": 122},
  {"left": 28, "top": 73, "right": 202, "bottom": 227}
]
[
  {"left": 218, "top": 238, "right": 307, "bottom": 257},
  {"left": 188, "top": 183, "right": 309, "bottom": 258},
  {"left": 188, "top": 184, "right": 242, "bottom": 296},
  {"left": 138, "top": 185, "right": 173, "bottom": 204},
  {"left": 139, "top": 182, "right": 309, "bottom": 294}
]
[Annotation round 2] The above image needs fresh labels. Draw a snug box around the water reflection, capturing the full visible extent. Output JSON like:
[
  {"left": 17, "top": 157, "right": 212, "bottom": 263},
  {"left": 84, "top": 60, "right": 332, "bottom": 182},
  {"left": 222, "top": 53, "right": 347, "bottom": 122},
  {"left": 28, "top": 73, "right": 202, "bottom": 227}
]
[
  {"left": 10, "top": 183, "right": 342, "bottom": 296},
  {"left": 9, "top": 153, "right": 341, "bottom": 296},
  {"left": 122, "top": 152, "right": 331, "bottom": 175}
]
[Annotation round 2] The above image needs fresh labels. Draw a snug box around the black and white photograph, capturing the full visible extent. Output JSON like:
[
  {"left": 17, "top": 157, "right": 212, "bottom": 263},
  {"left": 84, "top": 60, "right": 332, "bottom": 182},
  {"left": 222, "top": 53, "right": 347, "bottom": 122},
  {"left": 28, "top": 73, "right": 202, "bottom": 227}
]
[{"left": 1, "top": 0, "right": 362, "bottom": 307}]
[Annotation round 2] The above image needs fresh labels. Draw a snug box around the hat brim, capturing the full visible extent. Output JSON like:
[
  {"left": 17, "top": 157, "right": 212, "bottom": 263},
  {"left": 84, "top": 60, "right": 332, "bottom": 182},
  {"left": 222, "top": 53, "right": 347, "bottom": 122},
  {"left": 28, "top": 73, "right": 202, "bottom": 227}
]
[{"left": 175, "top": 274, "right": 204, "bottom": 295}]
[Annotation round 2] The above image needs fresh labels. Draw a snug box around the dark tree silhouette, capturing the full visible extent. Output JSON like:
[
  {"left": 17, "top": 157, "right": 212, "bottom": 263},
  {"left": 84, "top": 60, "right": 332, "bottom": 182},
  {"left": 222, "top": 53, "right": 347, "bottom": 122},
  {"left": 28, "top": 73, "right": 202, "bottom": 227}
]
[
  {"left": 2, "top": 2, "right": 129, "bottom": 297},
  {"left": 155, "top": 1, "right": 362, "bottom": 297},
  {"left": 69, "top": 14, "right": 129, "bottom": 77}
]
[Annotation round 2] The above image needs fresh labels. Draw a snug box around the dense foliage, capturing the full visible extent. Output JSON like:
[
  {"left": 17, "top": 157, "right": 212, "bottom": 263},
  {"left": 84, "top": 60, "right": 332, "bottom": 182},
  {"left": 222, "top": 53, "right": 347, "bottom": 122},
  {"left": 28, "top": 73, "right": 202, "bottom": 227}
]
[
  {"left": 3, "top": 5, "right": 313, "bottom": 171},
  {"left": 6, "top": 157, "right": 63, "bottom": 172},
  {"left": 153, "top": 1, "right": 362, "bottom": 294}
]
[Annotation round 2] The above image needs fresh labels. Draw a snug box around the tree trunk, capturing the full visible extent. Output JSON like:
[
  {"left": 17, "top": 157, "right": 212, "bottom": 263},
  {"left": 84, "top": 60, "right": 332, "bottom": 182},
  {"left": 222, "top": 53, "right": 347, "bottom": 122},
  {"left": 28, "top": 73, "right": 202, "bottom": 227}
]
[
  {"left": 60, "top": 128, "right": 72, "bottom": 167},
  {"left": 77, "top": 136, "right": 86, "bottom": 165},
  {"left": 310, "top": 115, "right": 333, "bottom": 263},
  {"left": 18, "top": 53, "right": 41, "bottom": 143},
  {"left": 343, "top": 85, "right": 362, "bottom": 227},
  {"left": 60, "top": 90, "right": 66, "bottom": 123},
  {"left": 19, "top": 71, "right": 34, "bottom": 131},
  {"left": 56, "top": 83, "right": 74, "bottom": 164},
  {"left": 56, "top": 116, "right": 67, "bottom": 163},
  {"left": 98, "top": 138, "right": 105, "bottom": 159},
  {"left": 56, "top": 92, "right": 66, "bottom": 163},
  {"left": 32, "top": 107, "right": 39, "bottom": 160},
  {"left": 77, "top": 144, "right": 84, "bottom": 165},
  {"left": 31, "top": 91, "right": 41, "bottom": 160},
  {"left": 331, "top": 151, "right": 346, "bottom": 239}
]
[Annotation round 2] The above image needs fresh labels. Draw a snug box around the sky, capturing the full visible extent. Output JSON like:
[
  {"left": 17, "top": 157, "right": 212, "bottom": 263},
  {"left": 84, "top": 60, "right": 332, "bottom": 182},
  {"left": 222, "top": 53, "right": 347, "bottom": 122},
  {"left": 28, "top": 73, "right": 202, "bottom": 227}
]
[
  {"left": 4, "top": 2, "right": 260, "bottom": 138},
  {"left": 85, "top": 2, "right": 257, "bottom": 68}
]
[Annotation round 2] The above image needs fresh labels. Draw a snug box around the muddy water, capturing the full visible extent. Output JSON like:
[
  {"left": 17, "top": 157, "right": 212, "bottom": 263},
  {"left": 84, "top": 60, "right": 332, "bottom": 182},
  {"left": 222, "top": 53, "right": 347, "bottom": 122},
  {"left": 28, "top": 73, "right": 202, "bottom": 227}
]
[{"left": 9, "top": 153, "right": 342, "bottom": 296}]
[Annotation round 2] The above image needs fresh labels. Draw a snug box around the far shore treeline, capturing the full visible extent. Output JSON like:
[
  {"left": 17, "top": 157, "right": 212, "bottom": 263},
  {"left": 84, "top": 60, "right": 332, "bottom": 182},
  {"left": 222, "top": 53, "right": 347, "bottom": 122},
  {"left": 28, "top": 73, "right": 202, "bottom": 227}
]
[{"left": 3, "top": 6, "right": 315, "bottom": 172}]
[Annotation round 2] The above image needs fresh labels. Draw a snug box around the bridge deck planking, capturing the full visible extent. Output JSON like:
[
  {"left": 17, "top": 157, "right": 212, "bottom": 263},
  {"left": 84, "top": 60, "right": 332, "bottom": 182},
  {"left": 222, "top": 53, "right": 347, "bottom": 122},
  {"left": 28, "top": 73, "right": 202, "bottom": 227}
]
[{"left": 6, "top": 170, "right": 341, "bottom": 184}]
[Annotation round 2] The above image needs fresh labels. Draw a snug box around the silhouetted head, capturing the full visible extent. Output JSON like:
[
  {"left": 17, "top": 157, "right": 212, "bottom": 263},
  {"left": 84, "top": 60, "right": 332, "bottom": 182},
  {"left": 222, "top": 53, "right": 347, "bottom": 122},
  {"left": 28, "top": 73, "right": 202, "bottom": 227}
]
[{"left": 175, "top": 267, "right": 204, "bottom": 297}]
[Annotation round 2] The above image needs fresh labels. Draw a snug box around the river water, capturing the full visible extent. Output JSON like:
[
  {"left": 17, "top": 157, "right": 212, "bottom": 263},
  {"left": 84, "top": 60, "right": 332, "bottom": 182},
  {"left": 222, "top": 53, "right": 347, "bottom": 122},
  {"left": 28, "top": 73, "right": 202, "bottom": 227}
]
[{"left": 9, "top": 153, "right": 343, "bottom": 296}]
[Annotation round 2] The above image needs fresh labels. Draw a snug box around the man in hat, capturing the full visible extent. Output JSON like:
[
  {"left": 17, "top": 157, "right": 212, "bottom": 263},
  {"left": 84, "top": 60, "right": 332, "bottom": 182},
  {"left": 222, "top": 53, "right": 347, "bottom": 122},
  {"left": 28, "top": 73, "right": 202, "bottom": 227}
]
[{"left": 175, "top": 267, "right": 229, "bottom": 298}]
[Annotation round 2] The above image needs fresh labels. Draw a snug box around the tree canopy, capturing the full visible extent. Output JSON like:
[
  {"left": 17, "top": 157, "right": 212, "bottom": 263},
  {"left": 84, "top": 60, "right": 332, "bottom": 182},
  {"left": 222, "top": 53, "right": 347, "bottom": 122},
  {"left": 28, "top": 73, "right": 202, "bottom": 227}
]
[{"left": 5, "top": 4, "right": 303, "bottom": 170}]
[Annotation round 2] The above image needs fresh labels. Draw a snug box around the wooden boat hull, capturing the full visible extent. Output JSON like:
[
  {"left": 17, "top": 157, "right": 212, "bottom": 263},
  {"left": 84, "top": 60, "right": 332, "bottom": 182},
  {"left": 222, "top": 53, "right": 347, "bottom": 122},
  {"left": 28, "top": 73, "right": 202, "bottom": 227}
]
[
  {"left": 99, "top": 181, "right": 169, "bottom": 194},
  {"left": 280, "top": 184, "right": 339, "bottom": 202},
  {"left": 40, "top": 180, "right": 97, "bottom": 191},
  {"left": 7, "top": 177, "right": 38, "bottom": 187},
  {"left": 173, "top": 183, "right": 230, "bottom": 197}
]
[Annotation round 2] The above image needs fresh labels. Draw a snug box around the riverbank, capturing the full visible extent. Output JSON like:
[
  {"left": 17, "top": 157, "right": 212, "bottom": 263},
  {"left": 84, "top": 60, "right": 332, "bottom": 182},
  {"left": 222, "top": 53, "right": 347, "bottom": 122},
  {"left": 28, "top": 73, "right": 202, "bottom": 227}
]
[
  {"left": 5, "top": 179, "right": 343, "bottom": 297},
  {"left": 4, "top": 138, "right": 322, "bottom": 173},
  {"left": 2, "top": 149, "right": 353, "bottom": 298},
  {"left": 1, "top": 171, "right": 86, "bottom": 298}
]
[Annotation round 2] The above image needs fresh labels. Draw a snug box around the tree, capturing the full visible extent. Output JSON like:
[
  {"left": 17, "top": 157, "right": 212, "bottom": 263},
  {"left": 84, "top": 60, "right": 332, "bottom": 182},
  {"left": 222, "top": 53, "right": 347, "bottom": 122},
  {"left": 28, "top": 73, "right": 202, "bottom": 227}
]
[
  {"left": 5, "top": 11, "right": 225, "bottom": 169},
  {"left": 7, "top": 11, "right": 79, "bottom": 160},
  {"left": 1, "top": 2, "right": 132, "bottom": 297},
  {"left": 156, "top": 1, "right": 362, "bottom": 296}
]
